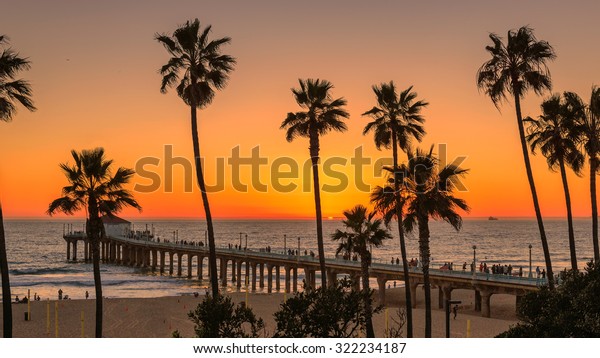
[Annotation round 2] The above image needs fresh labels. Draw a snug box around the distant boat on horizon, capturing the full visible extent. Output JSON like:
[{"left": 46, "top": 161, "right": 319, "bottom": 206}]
[{"left": 488, "top": 216, "right": 499, "bottom": 221}]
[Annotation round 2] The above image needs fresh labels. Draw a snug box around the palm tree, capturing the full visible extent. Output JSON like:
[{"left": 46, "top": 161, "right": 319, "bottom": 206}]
[
  {"left": 0, "top": 34, "right": 36, "bottom": 338},
  {"left": 281, "top": 78, "right": 349, "bottom": 288},
  {"left": 525, "top": 94, "right": 585, "bottom": 271},
  {"left": 48, "top": 148, "right": 141, "bottom": 337},
  {"left": 156, "top": 19, "right": 236, "bottom": 297},
  {"left": 577, "top": 87, "right": 600, "bottom": 262},
  {"left": 374, "top": 147, "right": 469, "bottom": 337},
  {"left": 362, "top": 81, "right": 427, "bottom": 337},
  {"left": 477, "top": 26, "right": 556, "bottom": 289},
  {"left": 331, "top": 205, "right": 391, "bottom": 338}
]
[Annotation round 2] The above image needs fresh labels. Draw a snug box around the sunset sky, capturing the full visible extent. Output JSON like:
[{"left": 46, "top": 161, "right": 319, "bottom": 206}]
[{"left": 1, "top": 0, "right": 599, "bottom": 219}]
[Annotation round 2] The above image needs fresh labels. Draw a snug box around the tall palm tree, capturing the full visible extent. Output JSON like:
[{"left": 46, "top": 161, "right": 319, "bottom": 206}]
[
  {"left": 156, "top": 19, "right": 236, "bottom": 297},
  {"left": 477, "top": 26, "right": 556, "bottom": 288},
  {"left": 525, "top": 94, "right": 585, "bottom": 271},
  {"left": 374, "top": 147, "right": 469, "bottom": 337},
  {"left": 0, "top": 34, "right": 36, "bottom": 338},
  {"left": 331, "top": 205, "right": 391, "bottom": 338},
  {"left": 578, "top": 87, "right": 600, "bottom": 262},
  {"left": 362, "top": 81, "right": 427, "bottom": 337},
  {"left": 48, "top": 148, "right": 141, "bottom": 338},
  {"left": 281, "top": 78, "right": 349, "bottom": 288}
]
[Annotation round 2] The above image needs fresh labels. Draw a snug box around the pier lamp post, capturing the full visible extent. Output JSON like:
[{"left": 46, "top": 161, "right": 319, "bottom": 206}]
[
  {"left": 284, "top": 234, "right": 287, "bottom": 254},
  {"left": 239, "top": 232, "right": 243, "bottom": 249},
  {"left": 297, "top": 237, "right": 301, "bottom": 261},
  {"left": 528, "top": 244, "right": 533, "bottom": 278},
  {"left": 472, "top": 245, "right": 477, "bottom": 280},
  {"left": 245, "top": 234, "right": 248, "bottom": 251}
]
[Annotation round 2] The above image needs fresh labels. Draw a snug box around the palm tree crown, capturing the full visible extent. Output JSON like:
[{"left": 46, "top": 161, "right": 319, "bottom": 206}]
[
  {"left": 281, "top": 79, "right": 349, "bottom": 142},
  {"left": 332, "top": 205, "right": 391, "bottom": 265},
  {"left": 362, "top": 82, "right": 427, "bottom": 151},
  {"left": 400, "top": 147, "right": 469, "bottom": 231},
  {"left": 47, "top": 148, "right": 141, "bottom": 217},
  {"left": 581, "top": 87, "right": 600, "bottom": 166},
  {"left": 156, "top": 19, "right": 236, "bottom": 108},
  {"left": 525, "top": 94, "right": 585, "bottom": 174},
  {"left": 0, "top": 35, "right": 36, "bottom": 121},
  {"left": 372, "top": 148, "right": 469, "bottom": 230},
  {"left": 476, "top": 26, "right": 556, "bottom": 107}
]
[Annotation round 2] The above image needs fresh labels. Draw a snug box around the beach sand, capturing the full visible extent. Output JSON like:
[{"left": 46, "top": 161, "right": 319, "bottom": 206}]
[{"left": 1, "top": 287, "right": 518, "bottom": 338}]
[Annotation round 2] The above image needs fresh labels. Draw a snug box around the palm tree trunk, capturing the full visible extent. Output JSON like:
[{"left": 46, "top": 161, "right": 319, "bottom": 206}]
[
  {"left": 559, "top": 159, "right": 578, "bottom": 270},
  {"left": 309, "top": 132, "right": 327, "bottom": 289},
  {"left": 514, "top": 94, "right": 555, "bottom": 289},
  {"left": 417, "top": 214, "right": 432, "bottom": 337},
  {"left": 591, "top": 157, "right": 599, "bottom": 262},
  {"left": 360, "top": 252, "right": 375, "bottom": 338},
  {"left": 391, "top": 133, "right": 413, "bottom": 337},
  {"left": 91, "top": 235, "right": 103, "bottom": 338},
  {"left": 87, "top": 199, "right": 103, "bottom": 338},
  {"left": 190, "top": 104, "right": 219, "bottom": 297},
  {"left": 0, "top": 203, "right": 13, "bottom": 338}
]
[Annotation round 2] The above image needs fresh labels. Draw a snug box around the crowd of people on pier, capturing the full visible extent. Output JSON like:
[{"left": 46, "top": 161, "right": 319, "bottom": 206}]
[{"left": 120, "top": 229, "right": 554, "bottom": 282}]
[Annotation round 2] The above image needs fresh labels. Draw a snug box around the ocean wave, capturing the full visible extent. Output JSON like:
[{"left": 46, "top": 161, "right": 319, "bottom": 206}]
[
  {"left": 10, "top": 278, "right": 149, "bottom": 288},
  {"left": 10, "top": 266, "right": 83, "bottom": 276}
]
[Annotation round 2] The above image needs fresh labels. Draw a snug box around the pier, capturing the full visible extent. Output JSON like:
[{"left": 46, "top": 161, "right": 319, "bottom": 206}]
[{"left": 63, "top": 228, "right": 545, "bottom": 318}]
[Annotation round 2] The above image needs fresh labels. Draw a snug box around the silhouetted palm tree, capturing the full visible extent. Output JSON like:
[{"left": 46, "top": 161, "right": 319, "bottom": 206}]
[
  {"left": 0, "top": 34, "right": 36, "bottom": 338},
  {"left": 48, "top": 148, "right": 141, "bottom": 337},
  {"left": 577, "top": 87, "right": 600, "bottom": 262},
  {"left": 378, "top": 147, "right": 468, "bottom": 337},
  {"left": 331, "top": 205, "right": 391, "bottom": 338},
  {"left": 281, "top": 79, "right": 349, "bottom": 288},
  {"left": 363, "top": 81, "right": 427, "bottom": 337},
  {"left": 156, "top": 19, "right": 236, "bottom": 296},
  {"left": 526, "top": 94, "right": 585, "bottom": 270},
  {"left": 477, "top": 26, "right": 556, "bottom": 288}
]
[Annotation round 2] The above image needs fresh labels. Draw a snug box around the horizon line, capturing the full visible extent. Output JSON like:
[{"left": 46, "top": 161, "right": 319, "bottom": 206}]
[{"left": 3, "top": 215, "right": 594, "bottom": 221}]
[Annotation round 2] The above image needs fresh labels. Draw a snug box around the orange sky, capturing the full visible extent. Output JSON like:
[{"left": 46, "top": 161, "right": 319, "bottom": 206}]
[{"left": 1, "top": 0, "right": 599, "bottom": 219}]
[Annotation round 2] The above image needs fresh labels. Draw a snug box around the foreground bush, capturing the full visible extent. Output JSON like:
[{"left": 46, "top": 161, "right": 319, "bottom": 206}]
[
  {"left": 498, "top": 261, "right": 600, "bottom": 337},
  {"left": 188, "top": 293, "right": 264, "bottom": 337},
  {"left": 273, "top": 278, "right": 382, "bottom": 337}
]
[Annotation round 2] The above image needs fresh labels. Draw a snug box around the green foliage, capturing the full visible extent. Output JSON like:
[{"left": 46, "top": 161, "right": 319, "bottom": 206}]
[
  {"left": 188, "top": 293, "right": 264, "bottom": 338},
  {"left": 273, "top": 278, "right": 382, "bottom": 338},
  {"left": 171, "top": 330, "right": 181, "bottom": 338},
  {"left": 498, "top": 261, "right": 600, "bottom": 337}
]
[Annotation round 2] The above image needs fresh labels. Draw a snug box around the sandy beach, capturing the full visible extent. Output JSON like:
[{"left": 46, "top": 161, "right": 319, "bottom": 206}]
[{"left": 0, "top": 287, "right": 518, "bottom": 338}]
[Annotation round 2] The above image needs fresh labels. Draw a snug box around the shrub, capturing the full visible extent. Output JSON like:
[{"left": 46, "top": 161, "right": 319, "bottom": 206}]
[
  {"left": 498, "top": 261, "right": 600, "bottom": 337},
  {"left": 273, "top": 278, "right": 382, "bottom": 337},
  {"left": 188, "top": 293, "right": 264, "bottom": 338}
]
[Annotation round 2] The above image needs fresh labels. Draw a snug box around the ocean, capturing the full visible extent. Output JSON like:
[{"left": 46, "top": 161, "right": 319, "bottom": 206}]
[{"left": 1, "top": 218, "right": 596, "bottom": 301}]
